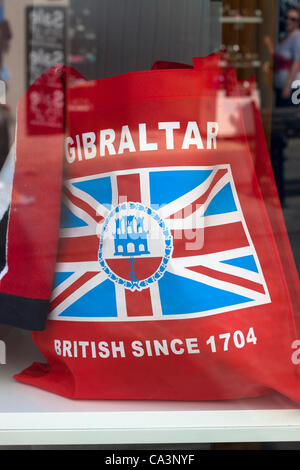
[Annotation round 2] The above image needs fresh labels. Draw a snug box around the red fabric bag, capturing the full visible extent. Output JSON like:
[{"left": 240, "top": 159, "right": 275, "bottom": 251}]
[
  {"left": 0, "top": 65, "right": 86, "bottom": 330},
  {"left": 12, "top": 54, "right": 300, "bottom": 401},
  {"left": 153, "top": 55, "right": 300, "bottom": 335}
]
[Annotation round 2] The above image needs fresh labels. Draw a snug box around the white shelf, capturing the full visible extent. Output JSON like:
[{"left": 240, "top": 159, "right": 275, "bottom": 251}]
[{"left": 1, "top": 327, "right": 300, "bottom": 446}]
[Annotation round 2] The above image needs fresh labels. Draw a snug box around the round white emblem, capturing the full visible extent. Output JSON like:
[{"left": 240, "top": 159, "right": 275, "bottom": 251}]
[{"left": 98, "top": 202, "right": 173, "bottom": 291}]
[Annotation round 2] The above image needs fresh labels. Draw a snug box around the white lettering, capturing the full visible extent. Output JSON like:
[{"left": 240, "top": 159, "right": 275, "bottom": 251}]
[
  {"left": 73, "top": 340, "right": 78, "bottom": 358},
  {"left": 131, "top": 340, "right": 145, "bottom": 357},
  {"left": 186, "top": 338, "right": 200, "bottom": 354},
  {"left": 292, "top": 80, "right": 300, "bottom": 105},
  {"left": 78, "top": 341, "right": 89, "bottom": 358},
  {"left": 153, "top": 339, "right": 169, "bottom": 356},
  {"left": 90, "top": 341, "right": 97, "bottom": 358},
  {"left": 118, "top": 125, "right": 136, "bottom": 154},
  {"left": 207, "top": 121, "right": 219, "bottom": 149},
  {"left": 75, "top": 135, "right": 83, "bottom": 161},
  {"left": 145, "top": 339, "right": 153, "bottom": 356},
  {"left": 291, "top": 339, "right": 300, "bottom": 365},
  {"left": 158, "top": 121, "right": 180, "bottom": 149},
  {"left": 98, "top": 341, "right": 110, "bottom": 358},
  {"left": 54, "top": 339, "right": 61, "bottom": 356},
  {"left": 100, "top": 129, "right": 116, "bottom": 156},
  {"left": 182, "top": 121, "right": 204, "bottom": 149},
  {"left": 52, "top": 337, "right": 202, "bottom": 359},
  {"left": 82, "top": 132, "right": 97, "bottom": 159},
  {"left": 64, "top": 120, "right": 219, "bottom": 163},
  {"left": 170, "top": 339, "right": 185, "bottom": 355},
  {"left": 105, "top": 455, "right": 140, "bottom": 467},
  {"left": 63, "top": 340, "right": 72, "bottom": 357},
  {"left": 139, "top": 123, "right": 158, "bottom": 151},
  {"left": 111, "top": 341, "right": 126, "bottom": 358},
  {"left": 65, "top": 137, "right": 76, "bottom": 163},
  {"left": 149, "top": 454, "right": 195, "bottom": 465}
]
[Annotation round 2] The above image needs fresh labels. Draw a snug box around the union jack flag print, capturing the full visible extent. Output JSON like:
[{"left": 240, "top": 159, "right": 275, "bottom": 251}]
[{"left": 49, "top": 165, "right": 271, "bottom": 322}]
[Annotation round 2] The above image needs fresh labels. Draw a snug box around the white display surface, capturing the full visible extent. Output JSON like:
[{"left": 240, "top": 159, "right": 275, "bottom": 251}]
[{"left": 1, "top": 326, "right": 300, "bottom": 446}]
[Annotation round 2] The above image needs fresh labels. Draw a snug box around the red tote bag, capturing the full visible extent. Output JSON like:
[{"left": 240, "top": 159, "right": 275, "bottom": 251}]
[
  {"left": 153, "top": 55, "right": 300, "bottom": 336},
  {"left": 12, "top": 55, "right": 300, "bottom": 401}
]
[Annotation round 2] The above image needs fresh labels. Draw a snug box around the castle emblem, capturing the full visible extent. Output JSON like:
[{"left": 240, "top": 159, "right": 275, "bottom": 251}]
[
  {"left": 98, "top": 202, "right": 173, "bottom": 291},
  {"left": 113, "top": 215, "right": 150, "bottom": 257}
]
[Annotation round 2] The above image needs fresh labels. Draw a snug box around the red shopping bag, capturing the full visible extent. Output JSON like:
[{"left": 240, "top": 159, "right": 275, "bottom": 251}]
[
  {"left": 153, "top": 56, "right": 300, "bottom": 334},
  {"left": 11, "top": 55, "right": 300, "bottom": 401},
  {"left": 241, "top": 83, "right": 300, "bottom": 336}
]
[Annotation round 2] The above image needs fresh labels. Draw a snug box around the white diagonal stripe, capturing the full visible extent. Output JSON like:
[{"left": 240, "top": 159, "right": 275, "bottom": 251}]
[
  {"left": 51, "top": 271, "right": 84, "bottom": 301},
  {"left": 171, "top": 255, "right": 262, "bottom": 284},
  {"left": 203, "top": 211, "right": 241, "bottom": 227},
  {"left": 59, "top": 225, "right": 98, "bottom": 238},
  {"left": 62, "top": 194, "right": 97, "bottom": 226},
  {"left": 172, "top": 247, "right": 254, "bottom": 266},
  {"left": 165, "top": 211, "right": 241, "bottom": 230},
  {"left": 66, "top": 181, "right": 110, "bottom": 218},
  {"left": 157, "top": 168, "right": 218, "bottom": 219},
  {"left": 167, "top": 263, "right": 267, "bottom": 302},
  {"left": 183, "top": 172, "right": 231, "bottom": 222},
  {"left": 49, "top": 271, "right": 107, "bottom": 318},
  {"left": 55, "top": 262, "right": 100, "bottom": 272}
]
